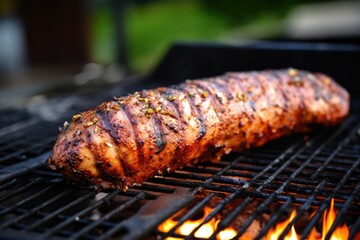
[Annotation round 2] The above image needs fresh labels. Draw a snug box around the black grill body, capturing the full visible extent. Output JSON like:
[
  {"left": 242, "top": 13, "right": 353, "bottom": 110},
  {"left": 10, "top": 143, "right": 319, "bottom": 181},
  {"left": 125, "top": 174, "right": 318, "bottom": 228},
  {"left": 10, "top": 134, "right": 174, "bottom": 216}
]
[{"left": 0, "top": 42, "right": 359, "bottom": 240}]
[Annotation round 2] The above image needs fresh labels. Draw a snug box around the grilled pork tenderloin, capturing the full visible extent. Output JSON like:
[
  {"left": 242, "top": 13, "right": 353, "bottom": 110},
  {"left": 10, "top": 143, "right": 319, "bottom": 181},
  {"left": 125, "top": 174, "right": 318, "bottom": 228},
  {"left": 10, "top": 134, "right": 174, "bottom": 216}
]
[{"left": 47, "top": 69, "right": 349, "bottom": 190}]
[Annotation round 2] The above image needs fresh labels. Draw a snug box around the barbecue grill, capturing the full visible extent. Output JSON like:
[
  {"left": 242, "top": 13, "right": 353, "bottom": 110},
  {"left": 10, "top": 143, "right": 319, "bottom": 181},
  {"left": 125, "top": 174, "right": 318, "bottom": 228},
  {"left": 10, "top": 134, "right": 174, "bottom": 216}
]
[{"left": 0, "top": 42, "right": 359, "bottom": 240}]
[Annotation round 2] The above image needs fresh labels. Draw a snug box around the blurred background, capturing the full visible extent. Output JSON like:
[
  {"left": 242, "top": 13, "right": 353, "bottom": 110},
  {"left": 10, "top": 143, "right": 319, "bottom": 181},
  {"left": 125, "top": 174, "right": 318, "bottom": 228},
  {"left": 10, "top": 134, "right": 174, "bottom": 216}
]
[{"left": 0, "top": 0, "right": 360, "bottom": 109}]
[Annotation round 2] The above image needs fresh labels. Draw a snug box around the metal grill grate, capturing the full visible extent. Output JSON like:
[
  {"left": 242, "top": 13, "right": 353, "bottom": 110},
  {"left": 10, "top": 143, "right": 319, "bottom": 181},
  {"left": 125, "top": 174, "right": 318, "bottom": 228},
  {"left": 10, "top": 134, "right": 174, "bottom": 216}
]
[
  {"left": 1, "top": 42, "right": 359, "bottom": 240},
  {"left": 0, "top": 99, "right": 359, "bottom": 240}
]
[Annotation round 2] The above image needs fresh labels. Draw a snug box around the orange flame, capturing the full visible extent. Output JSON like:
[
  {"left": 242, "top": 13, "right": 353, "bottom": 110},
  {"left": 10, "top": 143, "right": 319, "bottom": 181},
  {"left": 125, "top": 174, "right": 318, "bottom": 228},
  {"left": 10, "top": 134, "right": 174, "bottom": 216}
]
[
  {"left": 159, "top": 198, "right": 350, "bottom": 240},
  {"left": 266, "top": 199, "right": 349, "bottom": 240},
  {"left": 266, "top": 210, "right": 299, "bottom": 240},
  {"left": 157, "top": 206, "right": 237, "bottom": 240},
  {"left": 308, "top": 198, "right": 349, "bottom": 240},
  {"left": 322, "top": 198, "right": 349, "bottom": 240}
]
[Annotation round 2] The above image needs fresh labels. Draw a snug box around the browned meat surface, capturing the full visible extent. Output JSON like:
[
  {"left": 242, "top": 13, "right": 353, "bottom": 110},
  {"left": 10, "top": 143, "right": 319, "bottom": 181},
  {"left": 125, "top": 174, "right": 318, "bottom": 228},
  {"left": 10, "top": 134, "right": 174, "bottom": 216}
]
[{"left": 47, "top": 69, "right": 349, "bottom": 190}]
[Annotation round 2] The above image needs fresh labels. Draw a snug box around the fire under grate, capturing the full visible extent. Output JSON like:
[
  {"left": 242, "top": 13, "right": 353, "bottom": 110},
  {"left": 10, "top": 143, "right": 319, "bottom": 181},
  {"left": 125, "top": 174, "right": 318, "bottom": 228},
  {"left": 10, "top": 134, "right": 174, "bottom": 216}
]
[{"left": 0, "top": 95, "right": 359, "bottom": 240}]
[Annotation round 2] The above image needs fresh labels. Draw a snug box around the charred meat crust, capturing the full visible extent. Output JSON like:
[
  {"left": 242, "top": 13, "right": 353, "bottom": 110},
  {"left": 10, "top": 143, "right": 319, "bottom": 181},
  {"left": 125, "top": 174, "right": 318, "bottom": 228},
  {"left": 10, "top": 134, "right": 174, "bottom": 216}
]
[{"left": 47, "top": 69, "right": 350, "bottom": 190}]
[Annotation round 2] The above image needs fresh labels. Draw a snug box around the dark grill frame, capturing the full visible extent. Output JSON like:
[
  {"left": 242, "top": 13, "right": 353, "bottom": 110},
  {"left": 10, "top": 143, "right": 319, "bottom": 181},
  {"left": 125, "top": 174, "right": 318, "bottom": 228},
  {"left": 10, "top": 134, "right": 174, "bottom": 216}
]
[{"left": 0, "top": 42, "right": 359, "bottom": 240}]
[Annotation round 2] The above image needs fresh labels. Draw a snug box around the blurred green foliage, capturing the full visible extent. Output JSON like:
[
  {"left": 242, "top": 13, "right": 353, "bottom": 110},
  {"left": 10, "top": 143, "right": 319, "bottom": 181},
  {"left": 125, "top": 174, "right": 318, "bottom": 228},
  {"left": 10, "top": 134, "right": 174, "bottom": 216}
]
[
  {"left": 199, "top": 0, "right": 322, "bottom": 24},
  {"left": 91, "top": 0, "right": 333, "bottom": 72},
  {"left": 126, "top": 0, "right": 229, "bottom": 71},
  {"left": 90, "top": 1, "right": 116, "bottom": 64}
]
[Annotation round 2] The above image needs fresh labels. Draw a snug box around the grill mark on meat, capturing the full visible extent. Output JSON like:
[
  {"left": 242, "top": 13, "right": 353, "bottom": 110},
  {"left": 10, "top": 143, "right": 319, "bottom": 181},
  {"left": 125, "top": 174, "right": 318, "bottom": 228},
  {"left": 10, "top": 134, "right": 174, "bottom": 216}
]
[
  {"left": 273, "top": 71, "right": 294, "bottom": 117},
  {"left": 293, "top": 72, "right": 305, "bottom": 110},
  {"left": 271, "top": 71, "right": 290, "bottom": 111},
  {"left": 96, "top": 109, "right": 120, "bottom": 143},
  {"left": 272, "top": 71, "right": 297, "bottom": 133},
  {"left": 288, "top": 71, "right": 307, "bottom": 124},
  {"left": 137, "top": 90, "right": 167, "bottom": 154},
  {"left": 191, "top": 81, "right": 223, "bottom": 121},
  {"left": 231, "top": 74, "right": 257, "bottom": 146},
  {"left": 252, "top": 72, "right": 271, "bottom": 136},
  {"left": 184, "top": 84, "right": 207, "bottom": 139},
  {"left": 154, "top": 119, "right": 166, "bottom": 153},
  {"left": 96, "top": 107, "right": 133, "bottom": 179},
  {"left": 306, "top": 72, "right": 323, "bottom": 101},
  {"left": 252, "top": 72, "right": 270, "bottom": 106},
  {"left": 211, "top": 78, "right": 234, "bottom": 101},
  {"left": 222, "top": 76, "right": 246, "bottom": 131},
  {"left": 162, "top": 89, "right": 184, "bottom": 131},
  {"left": 232, "top": 75, "right": 254, "bottom": 116},
  {"left": 160, "top": 86, "right": 186, "bottom": 127},
  {"left": 121, "top": 104, "right": 144, "bottom": 164},
  {"left": 161, "top": 88, "right": 186, "bottom": 166},
  {"left": 169, "top": 84, "right": 207, "bottom": 139},
  {"left": 280, "top": 70, "right": 306, "bottom": 127},
  {"left": 109, "top": 101, "right": 138, "bottom": 176},
  {"left": 83, "top": 120, "right": 115, "bottom": 182},
  {"left": 147, "top": 102, "right": 167, "bottom": 154},
  {"left": 281, "top": 70, "right": 305, "bottom": 109}
]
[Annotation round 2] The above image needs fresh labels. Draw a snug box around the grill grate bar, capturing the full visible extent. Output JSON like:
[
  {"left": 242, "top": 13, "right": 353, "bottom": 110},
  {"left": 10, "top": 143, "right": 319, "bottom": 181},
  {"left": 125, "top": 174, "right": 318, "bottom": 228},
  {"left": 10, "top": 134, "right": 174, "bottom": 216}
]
[
  {"left": 257, "top": 197, "right": 294, "bottom": 240},
  {"left": 0, "top": 188, "right": 71, "bottom": 229},
  {"left": 349, "top": 215, "right": 360, "bottom": 240},
  {"left": 130, "top": 150, "right": 249, "bottom": 240},
  {"left": 69, "top": 192, "right": 146, "bottom": 240},
  {"left": 149, "top": 168, "right": 358, "bottom": 195},
  {"left": 242, "top": 141, "right": 304, "bottom": 186},
  {"left": 102, "top": 189, "right": 194, "bottom": 240},
  {"left": 0, "top": 118, "right": 40, "bottom": 138},
  {"left": 259, "top": 179, "right": 327, "bottom": 240},
  {"left": 134, "top": 139, "right": 298, "bottom": 240},
  {"left": 159, "top": 193, "right": 215, "bottom": 239},
  {"left": 13, "top": 221, "right": 77, "bottom": 238},
  {"left": 0, "top": 137, "right": 54, "bottom": 164},
  {"left": 277, "top": 180, "right": 328, "bottom": 240},
  {"left": 0, "top": 178, "right": 42, "bottom": 203},
  {"left": 22, "top": 191, "right": 96, "bottom": 232},
  {"left": 234, "top": 193, "right": 281, "bottom": 239},
  {"left": 310, "top": 122, "right": 360, "bottom": 180},
  {"left": 300, "top": 157, "right": 360, "bottom": 239},
  {"left": 151, "top": 172, "right": 248, "bottom": 186},
  {"left": 10, "top": 205, "right": 118, "bottom": 235},
  {"left": 0, "top": 179, "right": 17, "bottom": 192},
  {"left": 194, "top": 155, "right": 247, "bottom": 189},
  {"left": 32, "top": 190, "right": 120, "bottom": 239},
  {"left": 186, "top": 194, "right": 247, "bottom": 240},
  {"left": 173, "top": 141, "right": 303, "bottom": 239},
  {"left": 260, "top": 129, "right": 359, "bottom": 240},
  {"left": 324, "top": 182, "right": 360, "bottom": 240},
  {"left": 131, "top": 182, "right": 175, "bottom": 194},
  {"left": 0, "top": 184, "right": 54, "bottom": 218},
  {"left": 233, "top": 134, "right": 326, "bottom": 238},
  {"left": 209, "top": 198, "right": 251, "bottom": 240},
  {"left": 212, "top": 118, "right": 355, "bottom": 239},
  {"left": 248, "top": 192, "right": 360, "bottom": 213},
  {"left": 206, "top": 143, "right": 306, "bottom": 238},
  {"left": 0, "top": 152, "right": 49, "bottom": 185},
  {"left": 0, "top": 120, "right": 55, "bottom": 148},
  {"left": 205, "top": 140, "right": 306, "bottom": 239},
  {"left": 191, "top": 192, "right": 241, "bottom": 235}
]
